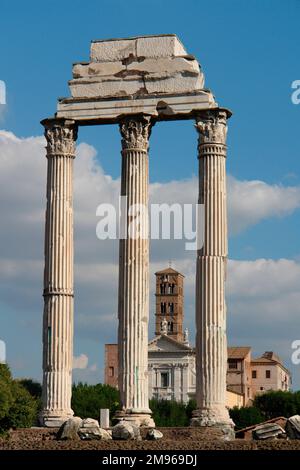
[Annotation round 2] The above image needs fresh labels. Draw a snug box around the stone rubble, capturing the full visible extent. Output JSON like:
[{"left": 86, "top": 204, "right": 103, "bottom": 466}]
[
  {"left": 57, "top": 417, "right": 82, "bottom": 440},
  {"left": 146, "top": 429, "right": 163, "bottom": 440},
  {"left": 57, "top": 417, "right": 112, "bottom": 441},
  {"left": 111, "top": 421, "right": 141, "bottom": 441},
  {"left": 286, "top": 415, "right": 300, "bottom": 439},
  {"left": 81, "top": 418, "right": 100, "bottom": 428},
  {"left": 78, "top": 427, "right": 112, "bottom": 441},
  {"left": 253, "top": 423, "right": 286, "bottom": 440}
]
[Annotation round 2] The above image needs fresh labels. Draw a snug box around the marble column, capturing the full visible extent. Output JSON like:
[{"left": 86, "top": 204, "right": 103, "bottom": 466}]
[
  {"left": 191, "top": 108, "right": 234, "bottom": 435},
  {"left": 40, "top": 118, "right": 78, "bottom": 427},
  {"left": 116, "top": 115, "right": 155, "bottom": 427}
]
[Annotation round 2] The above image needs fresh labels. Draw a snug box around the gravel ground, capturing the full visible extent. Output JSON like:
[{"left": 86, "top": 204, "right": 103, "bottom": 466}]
[{"left": 1, "top": 428, "right": 300, "bottom": 451}]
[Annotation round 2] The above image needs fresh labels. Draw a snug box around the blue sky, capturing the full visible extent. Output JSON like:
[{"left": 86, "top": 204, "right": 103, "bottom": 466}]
[{"left": 1, "top": 0, "right": 300, "bottom": 388}]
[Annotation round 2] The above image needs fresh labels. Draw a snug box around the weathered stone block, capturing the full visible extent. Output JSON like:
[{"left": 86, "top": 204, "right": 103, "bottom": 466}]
[
  {"left": 146, "top": 428, "right": 163, "bottom": 440},
  {"left": 81, "top": 417, "right": 100, "bottom": 428},
  {"left": 73, "top": 62, "right": 124, "bottom": 78},
  {"left": 78, "top": 427, "right": 112, "bottom": 440},
  {"left": 253, "top": 423, "right": 286, "bottom": 440},
  {"left": 73, "top": 57, "right": 201, "bottom": 81},
  {"left": 90, "top": 39, "right": 136, "bottom": 62},
  {"left": 127, "top": 57, "right": 201, "bottom": 76},
  {"left": 112, "top": 421, "right": 141, "bottom": 440},
  {"left": 136, "top": 35, "right": 186, "bottom": 58},
  {"left": 69, "top": 77, "right": 145, "bottom": 99},
  {"left": 286, "top": 415, "right": 300, "bottom": 439},
  {"left": 100, "top": 409, "right": 110, "bottom": 429},
  {"left": 90, "top": 35, "right": 187, "bottom": 63},
  {"left": 57, "top": 417, "right": 82, "bottom": 440},
  {"left": 69, "top": 72, "right": 203, "bottom": 99}
]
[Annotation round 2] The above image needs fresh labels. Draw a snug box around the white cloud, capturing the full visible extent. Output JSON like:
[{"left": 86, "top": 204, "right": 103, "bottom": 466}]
[
  {"left": 73, "top": 354, "right": 89, "bottom": 369},
  {"left": 228, "top": 175, "right": 300, "bottom": 234},
  {"left": 151, "top": 174, "right": 300, "bottom": 236},
  {"left": 0, "top": 81, "right": 6, "bottom": 105},
  {"left": 227, "top": 258, "right": 300, "bottom": 300}
]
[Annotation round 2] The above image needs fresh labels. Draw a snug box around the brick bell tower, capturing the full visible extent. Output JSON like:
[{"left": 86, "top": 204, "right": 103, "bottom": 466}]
[{"left": 155, "top": 266, "right": 184, "bottom": 342}]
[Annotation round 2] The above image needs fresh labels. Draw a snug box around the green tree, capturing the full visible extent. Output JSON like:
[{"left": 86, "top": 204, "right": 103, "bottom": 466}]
[
  {"left": 18, "top": 379, "right": 42, "bottom": 399},
  {"left": 71, "top": 383, "right": 120, "bottom": 422},
  {"left": 0, "top": 364, "right": 13, "bottom": 421},
  {"left": 229, "top": 406, "right": 264, "bottom": 430},
  {"left": 0, "top": 364, "right": 38, "bottom": 433},
  {"left": 185, "top": 399, "right": 197, "bottom": 421},
  {"left": 149, "top": 399, "right": 197, "bottom": 427},
  {"left": 3, "top": 382, "right": 38, "bottom": 429},
  {"left": 253, "top": 390, "right": 298, "bottom": 419}
]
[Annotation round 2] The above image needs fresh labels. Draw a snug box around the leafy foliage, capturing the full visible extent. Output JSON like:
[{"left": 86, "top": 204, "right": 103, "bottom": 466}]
[
  {"left": 0, "top": 364, "right": 38, "bottom": 433},
  {"left": 253, "top": 390, "right": 300, "bottom": 420},
  {"left": 18, "top": 379, "right": 42, "bottom": 399},
  {"left": 71, "top": 382, "right": 120, "bottom": 422},
  {"left": 229, "top": 406, "right": 264, "bottom": 430},
  {"left": 149, "top": 399, "right": 197, "bottom": 427},
  {"left": 230, "top": 391, "right": 300, "bottom": 430},
  {"left": 0, "top": 365, "right": 13, "bottom": 421}
]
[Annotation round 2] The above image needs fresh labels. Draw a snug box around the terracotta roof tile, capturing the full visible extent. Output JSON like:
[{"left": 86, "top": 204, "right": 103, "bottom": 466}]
[{"left": 227, "top": 346, "right": 251, "bottom": 359}]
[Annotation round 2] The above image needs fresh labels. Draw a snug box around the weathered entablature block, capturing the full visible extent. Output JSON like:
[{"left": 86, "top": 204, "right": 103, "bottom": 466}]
[{"left": 56, "top": 34, "right": 217, "bottom": 124}]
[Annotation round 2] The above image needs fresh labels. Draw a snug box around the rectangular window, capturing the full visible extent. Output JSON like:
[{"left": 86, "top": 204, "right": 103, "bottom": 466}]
[
  {"left": 266, "top": 370, "right": 271, "bottom": 379},
  {"left": 169, "top": 302, "right": 174, "bottom": 314},
  {"left": 161, "top": 372, "right": 169, "bottom": 388},
  {"left": 161, "top": 303, "right": 166, "bottom": 314},
  {"left": 228, "top": 359, "right": 238, "bottom": 369},
  {"left": 252, "top": 370, "right": 257, "bottom": 379},
  {"left": 109, "top": 366, "right": 114, "bottom": 377}
]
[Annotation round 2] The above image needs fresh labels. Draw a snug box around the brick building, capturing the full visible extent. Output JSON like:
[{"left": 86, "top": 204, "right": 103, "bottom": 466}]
[{"left": 155, "top": 267, "right": 184, "bottom": 342}]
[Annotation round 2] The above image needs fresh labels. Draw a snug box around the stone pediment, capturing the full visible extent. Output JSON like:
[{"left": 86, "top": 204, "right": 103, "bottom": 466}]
[{"left": 148, "top": 334, "right": 193, "bottom": 353}]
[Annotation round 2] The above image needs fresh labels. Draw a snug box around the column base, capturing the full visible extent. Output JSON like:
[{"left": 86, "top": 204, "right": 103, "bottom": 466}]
[
  {"left": 39, "top": 410, "right": 74, "bottom": 428},
  {"left": 114, "top": 409, "right": 155, "bottom": 428},
  {"left": 190, "top": 407, "right": 235, "bottom": 440}
]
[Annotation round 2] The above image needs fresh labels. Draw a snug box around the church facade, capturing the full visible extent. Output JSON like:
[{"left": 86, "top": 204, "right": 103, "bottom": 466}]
[{"left": 148, "top": 334, "right": 196, "bottom": 403}]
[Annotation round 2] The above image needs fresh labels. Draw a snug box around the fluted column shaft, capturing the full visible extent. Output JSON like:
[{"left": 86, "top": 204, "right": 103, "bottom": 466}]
[
  {"left": 40, "top": 119, "right": 77, "bottom": 426},
  {"left": 117, "top": 115, "right": 154, "bottom": 427},
  {"left": 192, "top": 109, "right": 233, "bottom": 428}
]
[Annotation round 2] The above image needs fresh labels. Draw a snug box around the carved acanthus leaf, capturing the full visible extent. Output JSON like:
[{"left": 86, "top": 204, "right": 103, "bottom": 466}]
[
  {"left": 44, "top": 121, "right": 78, "bottom": 155},
  {"left": 195, "top": 110, "right": 227, "bottom": 145},
  {"left": 120, "top": 116, "right": 152, "bottom": 151}
]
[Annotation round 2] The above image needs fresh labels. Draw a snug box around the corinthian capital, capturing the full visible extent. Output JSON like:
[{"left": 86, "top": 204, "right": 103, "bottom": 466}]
[
  {"left": 43, "top": 119, "right": 78, "bottom": 156},
  {"left": 195, "top": 109, "right": 229, "bottom": 145},
  {"left": 120, "top": 115, "right": 152, "bottom": 151}
]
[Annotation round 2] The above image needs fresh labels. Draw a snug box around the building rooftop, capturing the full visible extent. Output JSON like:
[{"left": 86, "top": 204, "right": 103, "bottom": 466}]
[
  {"left": 155, "top": 267, "right": 184, "bottom": 276},
  {"left": 252, "top": 351, "right": 282, "bottom": 364},
  {"left": 228, "top": 346, "right": 251, "bottom": 359}
]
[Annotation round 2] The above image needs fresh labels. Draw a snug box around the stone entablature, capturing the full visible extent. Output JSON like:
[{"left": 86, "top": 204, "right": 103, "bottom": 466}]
[{"left": 56, "top": 35, "right": 216, "bottom": 123}]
